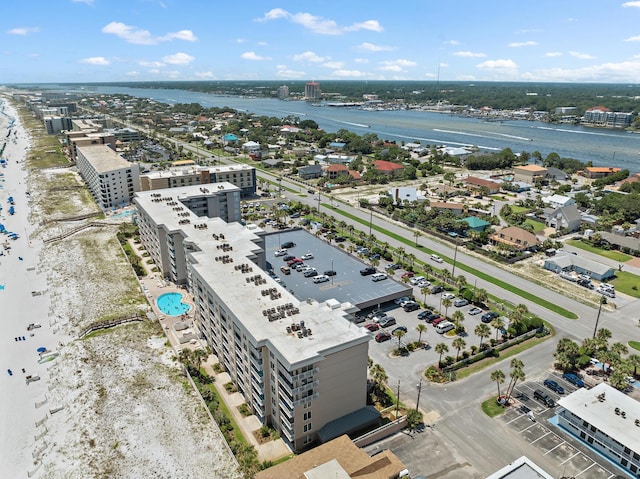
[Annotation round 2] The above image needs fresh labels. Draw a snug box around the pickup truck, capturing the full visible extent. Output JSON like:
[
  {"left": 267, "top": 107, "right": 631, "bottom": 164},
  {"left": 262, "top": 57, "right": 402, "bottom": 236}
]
[{"left": 27, "top": 323, "right": 42, "bottom": 331}]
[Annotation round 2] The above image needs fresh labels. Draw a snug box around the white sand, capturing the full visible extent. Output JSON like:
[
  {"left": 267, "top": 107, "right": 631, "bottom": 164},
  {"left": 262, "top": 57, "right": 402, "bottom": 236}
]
[{"left": 0, "top": 97, "right": 240, "bottom": 478}]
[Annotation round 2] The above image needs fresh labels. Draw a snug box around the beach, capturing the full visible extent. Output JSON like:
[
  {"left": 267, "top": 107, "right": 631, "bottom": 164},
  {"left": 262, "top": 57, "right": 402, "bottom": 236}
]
[{"left": 0, "top": 96, "right": 240, "bottom": 478}]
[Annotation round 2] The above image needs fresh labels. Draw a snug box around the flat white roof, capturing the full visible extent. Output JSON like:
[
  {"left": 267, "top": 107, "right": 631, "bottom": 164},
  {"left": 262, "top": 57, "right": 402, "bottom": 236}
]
[
  {"left": 135, "top": 186, "right": 369, "bottom": 368},
  {"left": 141, "top": 164, "right": 254, "bottom": 179},
  {"left": 485, "top": 456, "right": 554, "bottom": 479},
  {"left": 558, "top": 383, "right": 640, "bottom": 452},
  {"left": 77, "top": 144, "right": 131, "bottom": 173}
]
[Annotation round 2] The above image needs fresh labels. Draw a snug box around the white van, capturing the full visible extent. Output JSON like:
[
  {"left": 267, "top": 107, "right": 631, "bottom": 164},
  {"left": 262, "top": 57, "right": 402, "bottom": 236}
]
[
  {"left": 435, "top": 321, "right": 455, "bottom": 334},
  {"left": 431, "top": 254, "right": 444, "bottom": 263}
]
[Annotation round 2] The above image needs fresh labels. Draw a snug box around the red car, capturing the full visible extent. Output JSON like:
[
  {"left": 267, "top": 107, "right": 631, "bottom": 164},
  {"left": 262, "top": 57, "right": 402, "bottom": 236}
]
[
  {"left": 432, "top": 317, "right": 446, "bottom": 326},
  {"left": 365, "top": 323, "right": 380, "bottom": 332},
  {"left": 401, "top": 272, "right": 415, "bottom": 278},
  {"left": 287, "top": 258, "right": 303, "bottom": 266},
  {"left": 375, "top": 331, "right": 392, "bottom": 342}
]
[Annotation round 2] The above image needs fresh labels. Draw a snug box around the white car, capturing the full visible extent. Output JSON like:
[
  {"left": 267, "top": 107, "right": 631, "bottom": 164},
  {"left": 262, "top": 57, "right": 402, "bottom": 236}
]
[
  {"left": 313, "top": 274, "right": 329, "bottom": 284},
  {"left": 431, "top": 254, "right": 444, "bottom": 263},
  {"left": 468, "top": 307, "right": 483, "bottom": 315},
  {"left": 301, "top": 253, "right": 314, "bottom": 260},
  {"left": 417, "top": 280, "right": 431, "bottom": 288},
  {"left": 410, "top": 276, "right": 426, "bottom": 285},
  {"left": 394, "top": 296, "right": 411, "bottom": 305},
  {"left": 371, "top": 273, "right": 387, "bottom": 282},
  {"left": 274, "top": 249, "right": 287, "bottom": 257},
  {"left": 442, "top": 292, "right": 455, "bottom": 300}
]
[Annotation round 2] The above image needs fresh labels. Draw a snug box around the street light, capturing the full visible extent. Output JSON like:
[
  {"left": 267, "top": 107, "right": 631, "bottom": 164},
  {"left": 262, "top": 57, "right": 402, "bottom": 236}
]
[
  {"left": 331, "top": 259, "right": 334, "bottom": 285},
  {"left": 368, "top": 206, "right": 373, "bottom": 236},
  {"left": 592, "top": 295, "right": 606, "bottom": 339},
  {"left": 451, "top": 242, "right": 459, "bottom": 277},
  {"left": 416, "top": 376, "right": 423, "bottom": 412}
]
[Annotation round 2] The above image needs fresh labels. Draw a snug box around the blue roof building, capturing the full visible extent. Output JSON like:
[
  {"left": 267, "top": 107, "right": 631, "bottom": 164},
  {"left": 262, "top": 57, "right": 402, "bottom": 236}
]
[{"left": 458, "top": 216, "right": 491, "bottom": 232}]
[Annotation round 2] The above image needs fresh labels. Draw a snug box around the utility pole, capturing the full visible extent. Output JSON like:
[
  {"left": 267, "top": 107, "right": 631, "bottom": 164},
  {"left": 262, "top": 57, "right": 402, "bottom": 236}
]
[
  {"left": 368, "top": 207, "right": 373, "bottom": 236},
  {"left": 416, "top": 376, "right": 423, "bottom": 412},
  {"left": 451, "top": 242, "right": 459, "bottom": 277},
  {"left": 592, "top": 295, "right": 605, "bottom": 339},
  {"left": 395, "top": 380, "right": 400, "bottom": 421}
]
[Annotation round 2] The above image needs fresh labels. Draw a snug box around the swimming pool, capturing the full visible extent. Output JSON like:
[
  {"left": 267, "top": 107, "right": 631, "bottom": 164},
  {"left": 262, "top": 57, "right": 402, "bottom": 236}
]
[{"left": 157, "top": 292, "right": 192, "bottom": 316}]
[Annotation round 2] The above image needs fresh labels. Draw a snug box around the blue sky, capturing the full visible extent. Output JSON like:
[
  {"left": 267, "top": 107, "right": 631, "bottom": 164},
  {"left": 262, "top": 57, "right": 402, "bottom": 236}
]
[{"left": 3, "top": 0, "right": 640, "bottom": 84}]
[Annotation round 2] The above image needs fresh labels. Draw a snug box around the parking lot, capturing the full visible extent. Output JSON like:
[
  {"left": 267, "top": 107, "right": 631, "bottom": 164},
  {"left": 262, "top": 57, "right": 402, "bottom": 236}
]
[{"left": 500, "top": 372, "right": 630, "bottom": 479}]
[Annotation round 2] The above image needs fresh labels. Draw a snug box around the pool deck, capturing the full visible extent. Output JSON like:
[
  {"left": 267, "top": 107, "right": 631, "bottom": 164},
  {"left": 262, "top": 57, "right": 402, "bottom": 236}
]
[{"left": 131, "top": 240, "right": 292, "bottom": 463}]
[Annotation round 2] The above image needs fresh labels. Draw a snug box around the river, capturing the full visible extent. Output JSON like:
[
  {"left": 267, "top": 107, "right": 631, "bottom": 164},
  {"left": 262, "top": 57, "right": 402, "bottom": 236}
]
[{"left": 82, "top": 85, "right": 640, "bottom": 173}]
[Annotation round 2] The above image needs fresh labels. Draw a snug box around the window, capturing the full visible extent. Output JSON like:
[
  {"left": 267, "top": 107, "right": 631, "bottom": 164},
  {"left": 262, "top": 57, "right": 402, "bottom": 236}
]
[
  {"left": 303, "top": 435, "right": 313, "bottom": 445},
  {"left": 304, "top": 411, "right": 311, "bottom": 421},
  {"left": 303, "top": 423, "right": 312, "bottom": 433}
]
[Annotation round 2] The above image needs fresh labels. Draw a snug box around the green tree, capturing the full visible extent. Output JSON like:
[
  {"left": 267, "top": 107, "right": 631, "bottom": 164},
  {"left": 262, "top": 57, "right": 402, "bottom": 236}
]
[
  {"left": 451, "top": 310, "right": 465, "bottom": 331},
  {"left": 435, "top": 343, "right": 449, "bottom": 367},
  {"left": 416, "top": 324, "right": 428, "bottom": 345},
  {"left": 490, "top": 369, "right": 506, "bottom": 399},
  {"left": 406, "top": 409, "right": 424, "bottom": 432},
  {"left": 442, "top": 298, "right": 452, "bottom": 318},
  {"left": 452, "top": 337, "right": 466, "bottom": 361},
  {"left": 491, "top": 316, "right": 505, "bottom": 341},
  {"left": 393, "top": 328, "right": 406, "bottom": 349},
  {"left": 475, "top": 323, "right": 491, "bottom": 349}
]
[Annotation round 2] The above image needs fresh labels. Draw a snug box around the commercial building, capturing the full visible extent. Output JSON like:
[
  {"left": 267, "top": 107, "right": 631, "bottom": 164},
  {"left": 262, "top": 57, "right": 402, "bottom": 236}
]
[
  {"left": 583, "top": 107, "right": 633, "bottom": 128},
  {"left": 485, "top": 456, "right": 554, "bottom": 479},
  {"left": 134, "top": 186, "right": 373, "bottom": 452},
  {"left": 305, "top": 81, "right": 322, "bottom": 101},
  {"left": 277, "top": 85, "right": 289, "bottom": 100},
  {"left": 557, "top": 383, "right": 640, "bottom": 478},
  {"left": 66, "top": 131, "right": 116, "bottom": 160},
  {"left": 513, "top": 164, "right": 548, "bottom": 183},
  {"left": 76, "top": 144, "right": 139, "bottom": 210},
  {"left": 43, "top": 116, "right": 72, "bottom": 134},
  {"left": 139, "top": 164, "right": 256, "bottom": 197}
]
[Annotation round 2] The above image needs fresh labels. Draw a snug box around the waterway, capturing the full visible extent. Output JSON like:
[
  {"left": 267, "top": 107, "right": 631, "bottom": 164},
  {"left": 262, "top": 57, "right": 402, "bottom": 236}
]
[{"left": 83, "top": 85, "right": 640, "bottom": 172}]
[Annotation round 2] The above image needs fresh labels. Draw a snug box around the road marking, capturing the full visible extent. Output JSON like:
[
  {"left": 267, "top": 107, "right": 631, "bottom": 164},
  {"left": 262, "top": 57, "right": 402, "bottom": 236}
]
[
  {"left": 519, "top": 422, "right": 539, "bottom": 433},
  {"left": 506, "top": 414, "right": 525, "bottom": 425},
  {"left": 559, "top": 451, "right": 581, "bottom": 465},
  {"left": 543, "top": 440, "right": 566, "bottom": 455},
  {"left": 530, "top": 431, "right": 551, "bottom": 444},
  {"left": 574, "top": 462, "right": 597, "bottom": 477}
]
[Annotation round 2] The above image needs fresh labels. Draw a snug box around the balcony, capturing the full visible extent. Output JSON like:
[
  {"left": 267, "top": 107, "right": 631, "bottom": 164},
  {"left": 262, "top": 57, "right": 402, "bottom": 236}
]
[
  {"left": 293, "top": 368, "right": 319, "bottom": 382},
  {"left": 251, "top": 390, "right": 265, "bottom": 407},
  {"left": 280, "top": 392, "right": 294, "bottom": 411},
  {"left": 251, "top": 367, "right": 264, "bottom": 385},
  {"left": 294, "top": 392, "right": 319, "bottom": 408}
]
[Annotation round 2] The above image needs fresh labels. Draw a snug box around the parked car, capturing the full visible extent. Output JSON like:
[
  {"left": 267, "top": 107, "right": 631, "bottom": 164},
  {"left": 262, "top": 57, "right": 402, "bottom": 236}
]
[
  {"left": 274, "top": 249, "right": 288, "bottom": 257},
  {"left": 468, "top": 307, "right": 483, "bottom": 315},
  {"left": 369, "top": 253, "right": 381, "bottom": 260},
  {"left": 307, "top": 189, "right": 315, "bottom": 194},
  {"left": 435, "top": 321, "right": 455, "bottom": 334},
  {"left": 334, "top": 236, "right": 346, "bottom": 242},
  {"left": 481, "top": 312, "right": 499, "bottom": 323},
  {"left": 424, "top": 313, "right": 441, "bottom": 323},
  {"left": 562, "top": 373, "right": 585, "bottom": 388},
  {"left": 360, "top": 267, "right": 376, "bottom": 276},
  {"left": 287, "top": 258, "right": 303, "bottom": 266},
  {"left": 442, "top": 292, "right": 455, "bottom": 300},
  {"left": 430, "top": 285, "right": 444, "bottom": 294},
  {"left": 417, "top": 310, "right": 433, "bottom": 320},
  {"left": 534, "top": 389, "right": 555, "bottom": 408},
  {"left": 417, "top": 280, "right": 431, "bottom": 288},
  {"left": 409, "top": 276, "right": 425, "bottom": 285},
  {"left": 281, "top": 241, "right": 296, "bottom": 249},
  {"left": 313, "top": 275, "right": 329, "bottom": 283},
  {"left": 394, "top": 296, "right": 412, "bottom": 305},
  {"left": 371, "top": 273, "right": 387, "bottom": 282},
  {"left": 454, "top": 298, "right": 469, "bottom": 307},
  {"left": 379, "top": 316, "right": 397, "bottom": 328},
  {"left": 385, "top": 263, "right": 401, "bottom": 271},
  {"left": 375, "top": 331, "right": 392, "bottom": 342},
  {"left": 432, "top": 317, "right": 447, "bottom": 326},
  {"left": 372, "top": 313, "right": 388, "bottom": 323},
  {"left": 364, "top": 323, "right": 380, "bottom": 332},
  {"left": 303, "top": 269, "right": 318, "bottom": 278},
  {"left": 282, "top": 255, "right": 295, "bottom": 262},
  {"left": 289, "top": 212, "right": 300, "bottom": 218},
  {"left": 403, "top": 302, "right": 420, "bottom": 312},
  {"left": 280, "top": 266, "right": 291, "bottom": 275},
  {"left": 431, "top": 254, "right": 444, "bottom": 263},
  {"left": 324, "top": 270, "right": 337, "bottom": 276},
  {"left": 401, "top": 272, "right": 415, "bottom": 279},
  {"left": 543, "top": 379, "right": 565, "bottom": 394},
  {"left": 392, "top": 326, "right": 408, "bottom": 335},
  {"left": 301, "top": 253, "right": 314, "bottom": 260}
]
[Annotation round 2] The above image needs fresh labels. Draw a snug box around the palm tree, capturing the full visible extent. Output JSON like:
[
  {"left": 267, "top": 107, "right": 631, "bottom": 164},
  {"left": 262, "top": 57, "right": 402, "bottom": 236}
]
[
  {"left": 475, "top": 323, "right": 491, "bottom": 349},
  {"left": 610, "top": 342, "right": 628, "bottom": 359},
  {"left": 491, "top": 316, "right": 505, "bottom": 341},
  {"left": 435, "top": 342, "right": 449, "bottom": 367},
  {"left": 490, "top": 369, "right": 506, "bottom": 400},
  {"left": 505, "top": 359, "right": 524, "bottom": 397},
  {"left": 192, "top": 349, "right": 209, "bottom": 374},
  {"left": 369, "top": 363, "right": 388, "bottom": 396},
  {"left": 395, "top": 247, "right": 405, "bottom": 264},
  {"left": 406, "top": 253, "right": 416, "bottom": 268},
  {"left": 442, "top": 298, "right": 452, "bottom": 319},
  {"left": 595, "top": 328, "right": 612, "bottom": 350},
  {"left": 627, "top": 354, "right": 640, "bottom": 376},
  {"left": 393, "top": 329, "right": 406, "bottom": 349},
  {"left": 451, "top": 310, "right": 465, "bottom": 331},
  {"left": 423, "top": 263, "right": 433, "bottom": 280},
  {"left": 452, "top": 337, "right": 466, "bottom": 361},
  {"left": 416, "top": 324, "right": 427, "bottom": 345},
  {"left": 413, "top": 230, "right": 421, "bottom": 247},
  {"left": 507, "top": 367, "right": 525, "bottom": 402},
  {"left": 455, "top": 275, "right": 467, "bottom": 290},
  {"left": 420, "top": 286, "right": 430, "bottom": 304},
  {"left": 473, "top": 288, "right": 488, "bottom": 306}
]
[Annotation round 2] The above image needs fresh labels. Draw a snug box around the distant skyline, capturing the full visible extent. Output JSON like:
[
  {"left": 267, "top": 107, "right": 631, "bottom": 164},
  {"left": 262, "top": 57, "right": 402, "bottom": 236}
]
[{"left": 3, "top": 1, "right": 640, "bottom": 84}]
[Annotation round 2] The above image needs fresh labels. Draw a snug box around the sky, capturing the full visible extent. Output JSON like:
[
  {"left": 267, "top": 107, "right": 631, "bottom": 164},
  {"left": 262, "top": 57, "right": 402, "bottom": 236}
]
[{"left": 3, "top": 0, "right": 640, "bottom": 84}]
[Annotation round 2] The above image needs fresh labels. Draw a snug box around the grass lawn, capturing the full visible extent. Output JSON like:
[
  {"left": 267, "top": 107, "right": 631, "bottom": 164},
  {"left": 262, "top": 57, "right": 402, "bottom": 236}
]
[
  {"left": 332, "top": 208, "right": 578, "bottom": 319},
  {"left": 629, "top": 341, "right": 640, "bottom": 352},
  {"left": 481, "top": 397, "right": 506, "bottom": 417},
  {"left": 566, "top": 240, "right": 633, "bottom": 262},
  {"left": 610, "top": 271, "right": 640, "bottom": 298},
  {"left": 523, "top": 219, "right": 546, "bottom": 233},
  {"left": 510, "top": 205, "right": 530, "bottom": 213}
]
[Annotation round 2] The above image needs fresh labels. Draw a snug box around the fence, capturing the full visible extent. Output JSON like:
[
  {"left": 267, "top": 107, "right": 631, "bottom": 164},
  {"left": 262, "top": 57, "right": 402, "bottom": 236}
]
[{"left": 78, "top": 313, "right": 144, "bottom": 338}]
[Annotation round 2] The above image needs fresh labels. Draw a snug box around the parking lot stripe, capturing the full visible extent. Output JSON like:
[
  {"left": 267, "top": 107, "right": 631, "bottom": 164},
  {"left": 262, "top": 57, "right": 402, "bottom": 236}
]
[
  {"left": 530, "top": 431, "right": 551, "bottom": 444},
  {"left": 519, "top": 422, "right": 539, "bottom": 433},
  {"left": 543, "top": 441, "right": 566, "bottom": 455},
  {"left": 559, "top": 451, "right": 581, "bottom": 465},
  {"left": 506, "top": 414, "right": 524, "bottom": 425},
  {"left": 574, "top": 462, "right": 597, "bottom": 477}
]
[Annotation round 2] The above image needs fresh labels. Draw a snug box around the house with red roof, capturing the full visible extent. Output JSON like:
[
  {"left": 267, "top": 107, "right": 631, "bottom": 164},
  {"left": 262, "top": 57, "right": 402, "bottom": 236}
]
[
  {"left": 580, "top": 167, "right": 622, "bottom": 179},
  {"left": 372, "top": 160, "right": 404, "bottom": 177},
  {"left": 326, "top": 164, "right": 349, "bottom": 179},
  {"left": 463, "top": 176, "right": 501, "bottom": 194}
]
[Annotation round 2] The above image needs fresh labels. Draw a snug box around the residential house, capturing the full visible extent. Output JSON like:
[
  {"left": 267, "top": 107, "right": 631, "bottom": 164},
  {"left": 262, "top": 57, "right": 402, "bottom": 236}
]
[
  {"left": 428, "top": 201, "right": 465, "bottom": 216},
  {"left": 372, "top": 160, "right": 404, "bottom": 177},
  {"left": 513, "top": 165, "right": 548, "bottom": 183},
  {"left": 600, "top": 231, "right": 640, "bottom": 255},
  {"left": 580, "top": 167, "right": 622, "bottom": 179},
  {"left": 388, "top": 187, "right": 424, "bottom": 204},
  {"left": 544, "top": 194, "right": 575, "bottom": 209},
  {"left": 326, "top": 164, "right": 349, "bottom": 180},
  {"left": 544, "top": 204, "right": 581, "bottom": 233},
  {"left": 298, "top": 164, "right": 323, "bottom": 180},
  {"left": 543, "top": 253, "right": 615, "bottom": 281},
  {"left": 463, "top": 176, "right": 501, "bottom": 195},
  {"left": 458, "top": 216, "right": 491, "bottom": 233},
  {"left": 489, "top": 226, "right": 540, "bottom": 251},
  {"left": 329, "top": 141, "right": 346, "bottom": 150},
  {"left": 242, "top": 140, "right": 260, "bottom": 152}
]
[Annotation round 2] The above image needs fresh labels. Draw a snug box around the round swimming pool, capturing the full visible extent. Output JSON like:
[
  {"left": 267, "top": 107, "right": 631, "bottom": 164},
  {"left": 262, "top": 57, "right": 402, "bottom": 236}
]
[{"left": 157, "top": 292, "right": 192, "bottom": 316}]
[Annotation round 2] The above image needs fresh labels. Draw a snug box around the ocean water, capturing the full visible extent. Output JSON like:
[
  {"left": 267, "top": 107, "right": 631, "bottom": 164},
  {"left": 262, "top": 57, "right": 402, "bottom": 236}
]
[{"left": 84, "top": 85, "right": 640, "bottom": 173}]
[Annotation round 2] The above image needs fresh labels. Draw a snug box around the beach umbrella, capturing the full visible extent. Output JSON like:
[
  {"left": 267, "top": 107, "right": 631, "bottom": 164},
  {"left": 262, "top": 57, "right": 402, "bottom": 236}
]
[{"left": 37, "top": 347, "right": 46, "bottom": 353}]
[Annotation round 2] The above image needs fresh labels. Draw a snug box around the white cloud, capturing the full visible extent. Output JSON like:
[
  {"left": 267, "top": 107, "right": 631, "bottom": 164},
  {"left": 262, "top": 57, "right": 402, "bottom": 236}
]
[
  {"left": 7, "top": 27, "right": 39, "bottom": 35},
  {"left": 379, "top": 59, "right": 416, "bottom": 72},
  {"left": 72, "top": 0, "right": 94, "bottom": 4},
  {"left": 148, "top": 69, "right": 160, "bottom": 74},
  {"left": 545, "top": 52, "right": 563, "bottom": 57},
  {"left": 444, "top": 40, "right": 460, "bottom": 45},
  {"left": 354, "top": 58, "right": 369, "bottom": 64},
  {"left": 508, "top": 41, "right": 538, "bottom": 47},
  {"left": 476, "top": 59, "right": 518, "bottom": 71},
  {"left": 624, "top": 35, "right": 640, "bottom": 42},
  {"left": 257, "top": 41, "right": 268, "bottom": 46},
  {"left": 356, "top": 42, "right": 393, "bottom": 52},
  {"left": 162, "top": 52, "right": 194, "bottom": 65},
  {"left": 331, "top": 69, "right": 368, "bottom": 78},
  {"left": 79, "top": 56, "right": 110, "bottom": 65},
  {"left": 323, "top": 61, "right": 344, "bottom": 69},
  {"left": 139, "top": 60, "right": 165, "bottom": 68},
  {"left": 525, "top": 61, "right": 640, "bottom": 82},
  {"left": 292, "top": 51, "right": 327, "bottom": 63},
  {"left": 622, "top": 1, "right": 640, "bottom": 7},
  {"left": 275, "top": 65, "right": 306, "bottom": 79},
  {"left": 453, "top": 51, "right": 486, "bottom": 58},
  {"left": 102, "top": 22, "right": 197, "bottom": 45},
  {"left": 569, "top": 51, "right": 596, "bottom": 60},
  {"left": 379, "top": 65, "right": 402, "bottom": 72},
  {"left": 195, "top": 71, "right": 216, "bottom": 79},
  {"left": 125, "top": 71, "right": 139, "bottom": 77},
  {"left": 241, "top": 51, "right": 271, "bottom": 61},
  {"left": 256, "top": 9, "right": 382, "bottom": 35},
  {"left": 236, "top": 38, "right": 247, "bottom": 43}
]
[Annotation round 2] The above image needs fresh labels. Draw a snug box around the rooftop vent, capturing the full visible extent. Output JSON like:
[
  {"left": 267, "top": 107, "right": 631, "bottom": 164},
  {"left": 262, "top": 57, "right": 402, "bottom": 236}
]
[{"left": 597, "top": 392, "right": 606, "bottom": 402}]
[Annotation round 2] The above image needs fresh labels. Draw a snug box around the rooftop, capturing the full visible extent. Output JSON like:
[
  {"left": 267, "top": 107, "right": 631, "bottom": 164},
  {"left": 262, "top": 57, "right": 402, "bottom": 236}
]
[
  {"left": 76, "top": 144, "right": 132, "bottom": 173},
  {"left": 485, "top": 456, "right": 554, "bottom": 479},
  {"left": 514, "top": 164, "right": 547, "bottom": 172},
  {"left": 558, "top": 383, "right": 640, "bottom": 452},
  {"left": 141, "top": 164, "right": 253, "bottom": 179}
]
